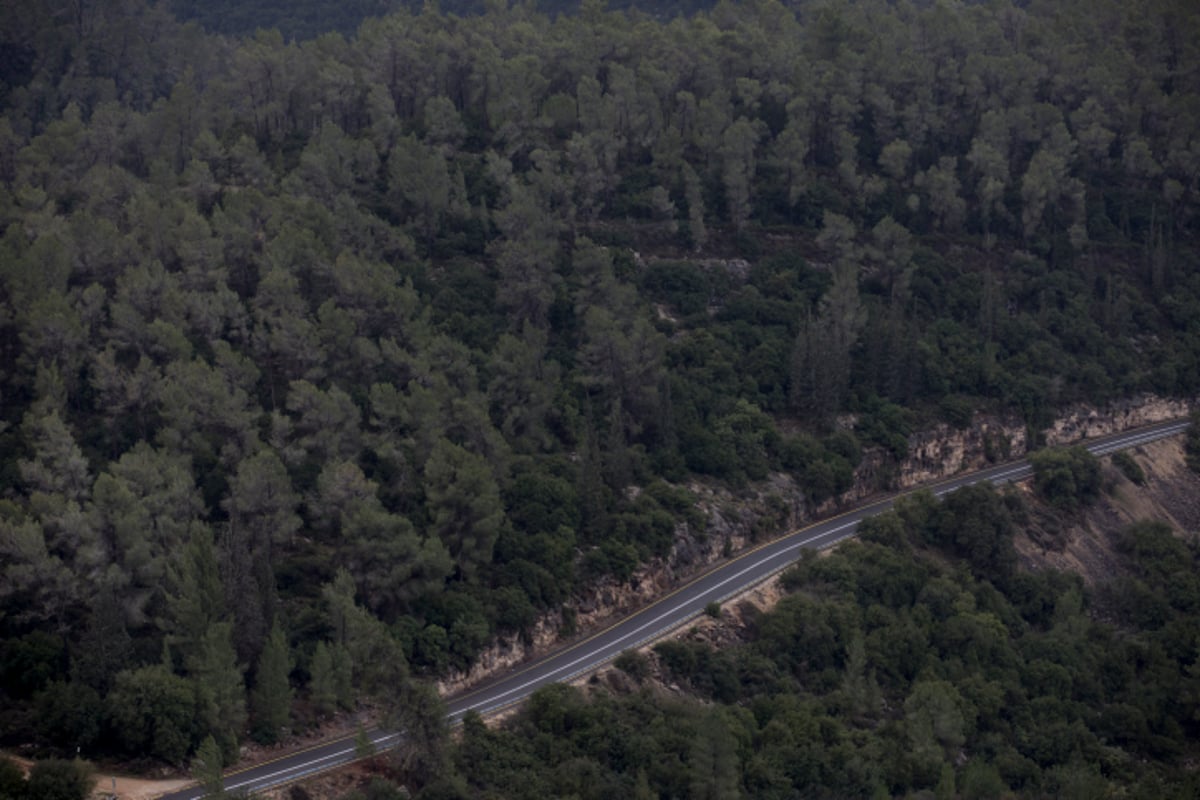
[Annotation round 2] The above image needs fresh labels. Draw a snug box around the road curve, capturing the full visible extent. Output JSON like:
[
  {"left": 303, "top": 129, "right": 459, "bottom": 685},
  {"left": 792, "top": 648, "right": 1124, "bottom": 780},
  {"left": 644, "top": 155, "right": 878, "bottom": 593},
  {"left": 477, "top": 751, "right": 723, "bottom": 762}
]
[{"left": 158, "top": 417, "right": 1191, "bottom": 800}]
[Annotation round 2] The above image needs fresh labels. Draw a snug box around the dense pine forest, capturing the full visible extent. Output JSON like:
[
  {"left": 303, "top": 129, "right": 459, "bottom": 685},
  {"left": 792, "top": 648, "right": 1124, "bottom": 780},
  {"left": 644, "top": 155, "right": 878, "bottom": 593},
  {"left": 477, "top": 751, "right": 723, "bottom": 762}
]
[{"left": 1, "top": 0, "right": 1199, "bottom": 794}]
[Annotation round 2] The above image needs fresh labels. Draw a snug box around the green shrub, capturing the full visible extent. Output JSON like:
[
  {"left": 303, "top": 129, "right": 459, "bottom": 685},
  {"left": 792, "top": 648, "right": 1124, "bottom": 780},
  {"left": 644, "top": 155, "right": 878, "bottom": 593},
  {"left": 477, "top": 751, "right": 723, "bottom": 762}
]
[
  {"left": 1029, "top": 446, "right": 1102, "bottom": 511},
  {"left": 613, "top": 650, "right": 649, "bottom": 682},
  {"left": 1110, "top": 451, "right": 1145, "bottom": 485},
  {"left": 0, "top": 759, "right": 25, "bottom": 800},
  {"left": 1186, "top": 410, "right": 1200, "bottom": 474},
  {"left": 26, "top": 760, "right": 94, "bottom": 800}
]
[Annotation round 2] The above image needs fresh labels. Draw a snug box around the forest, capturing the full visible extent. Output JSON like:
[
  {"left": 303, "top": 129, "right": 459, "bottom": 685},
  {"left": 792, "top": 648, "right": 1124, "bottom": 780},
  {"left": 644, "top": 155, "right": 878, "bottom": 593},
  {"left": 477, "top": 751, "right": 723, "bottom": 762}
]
[
  {"left": 167, "top": 0, "right": 727, "bottom": 42},
  {"left": 0, "top": 0, "right": 1198, "bottom": 791}
]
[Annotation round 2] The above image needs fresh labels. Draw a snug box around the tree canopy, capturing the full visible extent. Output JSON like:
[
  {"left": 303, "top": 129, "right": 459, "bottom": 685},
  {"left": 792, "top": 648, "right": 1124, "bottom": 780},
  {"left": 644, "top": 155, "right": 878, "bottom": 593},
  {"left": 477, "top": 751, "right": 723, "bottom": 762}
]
[{"left": 0, "top": 0, "right": 1197, "bottom": 770}]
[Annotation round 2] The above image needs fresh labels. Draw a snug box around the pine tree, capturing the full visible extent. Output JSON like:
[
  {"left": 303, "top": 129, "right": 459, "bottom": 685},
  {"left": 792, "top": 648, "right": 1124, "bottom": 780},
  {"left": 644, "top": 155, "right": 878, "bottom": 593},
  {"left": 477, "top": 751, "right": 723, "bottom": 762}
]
[
  {"left": 309, "top": 641, "right": 337, "bottom": 718},
  {"left": 167, "top": 527, "right": 226, "bottom": 670},
  {"left": 250, "top": 619, "right": 292, "bottom": 744},
  {"left": 331, "top": 642, "right": 355, "bottom": 710},
  {"left": 354, "top": 724, "right": 375, "bottom": 758},
  {"left": 683, "top": 163, "right": 708, "bottom": 250},
  {"left": 191, "top": 734, "right": 225, "bottom": 798},
  {"left": 633, "top": 769, "right": 657, "bottom": 800},
  {"left": 423, "top": 440, "right": 505, "bottom": 581},
  {"left": 194, "top": 621, "right": 247, "bottom": 762},
  {"left": 688, "top": 710, "right": 740, "bottom": 800},
  {"left": 71, "top": 585, "right": 132, "bottom": 693}
]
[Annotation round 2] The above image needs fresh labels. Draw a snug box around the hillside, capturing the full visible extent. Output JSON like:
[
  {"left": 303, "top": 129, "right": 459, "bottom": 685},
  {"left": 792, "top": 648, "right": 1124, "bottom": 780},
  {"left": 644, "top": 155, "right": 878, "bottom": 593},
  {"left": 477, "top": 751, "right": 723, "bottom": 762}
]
[
  {"left": 410, "top": 436, "right": 1200, "bottom": 800},
  {"left": 644, "top": 434, "right": 1200, "bottom": 658},
  {"left": 1014, "top": 435, "right": 1200, "bottom": 581},
  {"left": 1, "top": 0, "right": 1199, "bottom": 789}
]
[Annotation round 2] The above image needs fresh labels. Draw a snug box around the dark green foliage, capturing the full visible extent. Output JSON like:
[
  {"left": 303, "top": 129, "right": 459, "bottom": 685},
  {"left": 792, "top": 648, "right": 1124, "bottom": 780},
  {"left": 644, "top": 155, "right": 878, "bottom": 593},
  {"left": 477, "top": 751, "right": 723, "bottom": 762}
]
[
  {"left": 250, "top": 621, "right": 293, "bottom": 744},
  {"left": 107, "top": 665, "right": 200, "bottom": 764},
  {"left": 24, "top": 761, "right": 93, "bottom": 800},
  {"left": 1107, "top": 521, "right": 1200, "bottom": 631},
  {"left": 1186, "top": 411, "right": 1200, "bottom": 475},
  {"left": 613, "top": 650, "right": 649, "bottom": 682},
  {"left": 307, "top": 641, "right": 342, "bottom": 717},
  {"left": 640, "top": 262, "right": 729, "bottom": 318},
  {"left": 35, "top": 682, "right": 104, "bottom": 750},
  {"left": 854, "top": 396, "right": 912, "bottom": 460},
  {"left": 857, "top": 484, "right": 1018, "bottom": 585},
  {"left": 775, "top": 432, "right": 860, "bottom": 506},
  {"left": 1, "top": 0, "right": 1198, "bottom": 769},
  {"left": 385, "top": 680, "right": 450, "bottom": 789},
  {"left": 0, "top": 759, "right": 27, "bottom": 800},
  {"left": 1030, "top": 447, "right": 1103, "bottom": 511},
  {"left": 653, "top": 641, "right": 741, "bottom": 702},
  {"left": 1111, "top": 451, "right": 1146, "bottom": 486},
  {"left": 927, "top": 484, "right": 1019, "bottom": 582},
  {"left": 0, "top": 633, "right": 64, "bottom": 700},
  {"left": 191, "top": 735, "right": 224, "bottom": 799}
]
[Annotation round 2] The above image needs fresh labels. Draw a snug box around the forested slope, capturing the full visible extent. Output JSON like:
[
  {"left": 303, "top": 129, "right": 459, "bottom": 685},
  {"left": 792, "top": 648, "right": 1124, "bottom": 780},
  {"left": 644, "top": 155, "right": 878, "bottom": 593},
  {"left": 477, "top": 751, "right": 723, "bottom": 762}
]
[
  {"left": 440, "top": 450, "right": 1200, "bottom": 799},
  {"left": 1, "top": 0, "right": 1198, "bottom": 773}
]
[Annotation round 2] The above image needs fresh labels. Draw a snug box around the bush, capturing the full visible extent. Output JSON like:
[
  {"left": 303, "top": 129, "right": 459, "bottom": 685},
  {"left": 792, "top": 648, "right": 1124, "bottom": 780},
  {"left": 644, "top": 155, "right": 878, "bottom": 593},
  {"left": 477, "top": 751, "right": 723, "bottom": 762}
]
[
  {"left": 855, "top": 396, "right": 912, "bottom": 459},
  {"left": 639, "top": 261, "right": 713, "bottom": 316},
  {"left": 938, "top": 394, "right": 975, "bottom": 429},
  {"left": 0, "top": 759, "right": 25, "bottom": 800},
  {"left": 1110, "top": 451, "right": 1145, "bottom": 485},
  {"left": 25, "top": 760, "right": 93, "bottom": 800},
  {"left": 1186, "top": 410, "right": 1200, "bottom": 474},
  {"left": 1029, "top": 446, "right": 1101, "bottom": 511},
  {"left": 613, "top": 650, "right": 649, "bottom": 682},
  {"left": 928, "top": 484, "right": 1018, "bottom": 581}
]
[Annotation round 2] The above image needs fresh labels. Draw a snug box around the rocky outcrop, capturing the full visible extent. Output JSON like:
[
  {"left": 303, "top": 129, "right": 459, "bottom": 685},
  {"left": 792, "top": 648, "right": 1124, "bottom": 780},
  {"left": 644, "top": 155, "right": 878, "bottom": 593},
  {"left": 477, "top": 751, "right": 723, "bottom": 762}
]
[
  {"left": 439, "top": 394, "right": 1192, "bottom": 697},
  {"left": 1041, "top": 395, "right": 1191, "bottom": 445},
  {"left": 843, "top": 394, "right": 1191, "bottom": 507}
]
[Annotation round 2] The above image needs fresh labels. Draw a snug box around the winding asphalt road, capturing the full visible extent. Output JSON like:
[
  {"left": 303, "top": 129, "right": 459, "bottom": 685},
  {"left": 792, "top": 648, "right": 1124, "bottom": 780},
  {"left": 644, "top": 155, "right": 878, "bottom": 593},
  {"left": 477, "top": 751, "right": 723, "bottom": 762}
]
[{"left": 158, "top": 417, "right": 1191, "bottom": 799}]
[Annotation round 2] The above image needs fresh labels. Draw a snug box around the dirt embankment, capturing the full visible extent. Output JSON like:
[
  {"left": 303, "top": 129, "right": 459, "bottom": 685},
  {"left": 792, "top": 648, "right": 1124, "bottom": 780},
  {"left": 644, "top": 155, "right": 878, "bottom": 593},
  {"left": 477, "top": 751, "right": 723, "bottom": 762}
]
[{"left": 1012, "top": 435, "right": 1200, "bottom": 582}]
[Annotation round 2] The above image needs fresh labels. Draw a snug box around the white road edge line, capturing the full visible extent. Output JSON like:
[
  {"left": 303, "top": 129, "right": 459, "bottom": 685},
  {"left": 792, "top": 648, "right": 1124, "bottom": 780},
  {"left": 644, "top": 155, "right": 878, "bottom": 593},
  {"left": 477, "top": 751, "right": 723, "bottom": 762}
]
[{"left": 223, "top": 734, "right": 401, "bottom": 793}]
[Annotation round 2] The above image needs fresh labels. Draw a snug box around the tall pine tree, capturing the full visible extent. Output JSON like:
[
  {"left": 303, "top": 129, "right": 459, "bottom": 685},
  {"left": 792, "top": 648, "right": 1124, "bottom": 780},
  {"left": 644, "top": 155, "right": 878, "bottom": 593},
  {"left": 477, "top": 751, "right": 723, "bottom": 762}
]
[{"left": 250, "top": 619, "right": 292, "bottom": 744}]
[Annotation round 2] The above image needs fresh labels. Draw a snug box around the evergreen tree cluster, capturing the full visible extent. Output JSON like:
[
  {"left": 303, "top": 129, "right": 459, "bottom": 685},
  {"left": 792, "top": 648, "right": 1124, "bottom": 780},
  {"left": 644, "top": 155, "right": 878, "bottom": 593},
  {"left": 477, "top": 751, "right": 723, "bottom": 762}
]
[
  {"left": 0, "top": 758, "right": 93, "bottom": 800},
  {"left": 0, "top": 0, "right": 1197, "bottom": 767}
]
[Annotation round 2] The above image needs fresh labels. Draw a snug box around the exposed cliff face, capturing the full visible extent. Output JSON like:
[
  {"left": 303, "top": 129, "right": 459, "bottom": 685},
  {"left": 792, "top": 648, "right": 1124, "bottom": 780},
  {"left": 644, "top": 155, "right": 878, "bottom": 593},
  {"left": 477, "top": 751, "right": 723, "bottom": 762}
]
[
  {"left": 843, "top": 394, "right": 1192, "bottom": 506},
  {"left": 439, "top": 395, "right": 1192, "bottom": 697}
]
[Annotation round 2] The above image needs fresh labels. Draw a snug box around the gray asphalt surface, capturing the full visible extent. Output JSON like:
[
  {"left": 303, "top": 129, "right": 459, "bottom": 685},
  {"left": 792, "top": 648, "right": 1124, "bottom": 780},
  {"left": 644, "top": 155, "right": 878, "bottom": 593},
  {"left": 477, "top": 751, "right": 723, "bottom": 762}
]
[{"left": 157, "top": 417, "right": 1192, "bottom": 800}]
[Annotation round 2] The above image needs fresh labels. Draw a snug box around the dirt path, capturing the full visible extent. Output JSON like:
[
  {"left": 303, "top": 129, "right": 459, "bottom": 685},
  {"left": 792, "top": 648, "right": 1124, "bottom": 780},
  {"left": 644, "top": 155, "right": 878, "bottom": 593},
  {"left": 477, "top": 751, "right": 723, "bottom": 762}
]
[
  {"left": 0, "top": 755, "right": 189, "bottom": 800},
  {"left": 90, "top": 775, "right": 191, "bottom": 800}
]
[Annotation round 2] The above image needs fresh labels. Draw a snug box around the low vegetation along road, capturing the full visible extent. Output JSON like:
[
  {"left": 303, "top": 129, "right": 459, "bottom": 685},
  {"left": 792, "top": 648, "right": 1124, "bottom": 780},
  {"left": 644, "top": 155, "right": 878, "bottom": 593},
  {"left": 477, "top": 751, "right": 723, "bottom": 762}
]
[{"left": 158, "top": 418, "right": 1191, "bottom": 800}]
